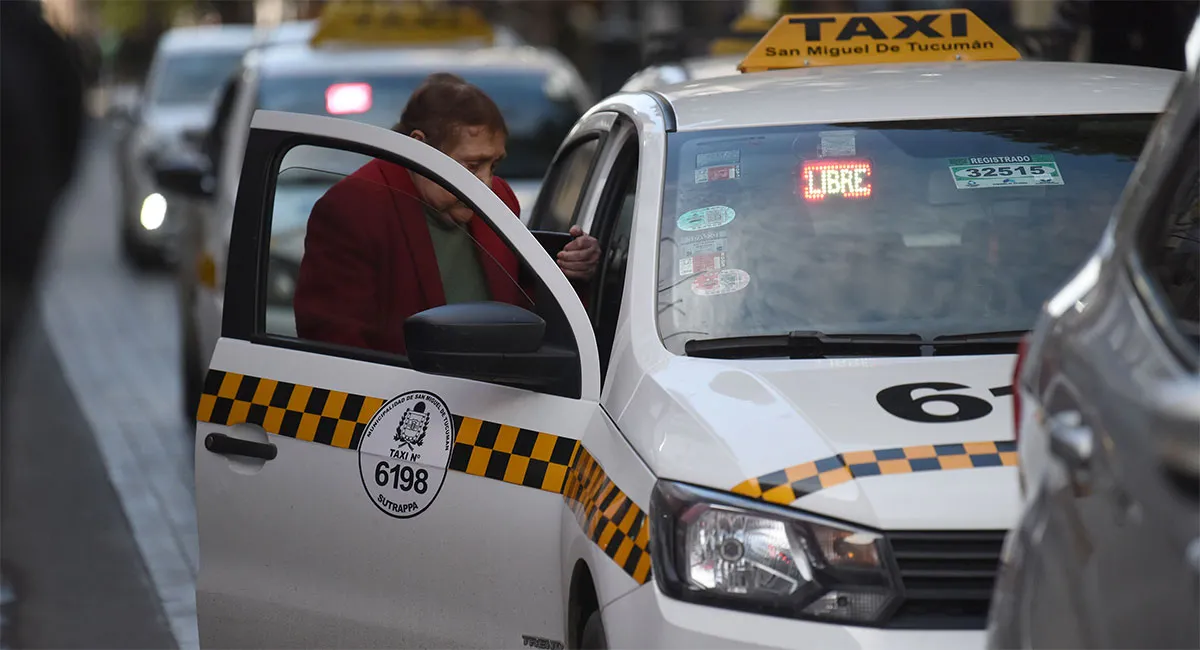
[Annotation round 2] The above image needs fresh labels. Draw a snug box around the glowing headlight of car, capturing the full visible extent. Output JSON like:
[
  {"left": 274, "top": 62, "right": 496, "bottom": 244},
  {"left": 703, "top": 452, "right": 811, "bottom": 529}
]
[
  {"left": 650, "top": 481, "right": 900, "bottom": 625},
  {"left": 140, "top": 193, "right": 167, "bottom": 230}
]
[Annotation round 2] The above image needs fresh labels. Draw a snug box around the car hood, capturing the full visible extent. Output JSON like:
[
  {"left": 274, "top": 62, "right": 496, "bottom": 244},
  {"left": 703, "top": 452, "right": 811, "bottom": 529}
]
[{"left": 620, "top": 354, "right": 1021, "bottom": 530}]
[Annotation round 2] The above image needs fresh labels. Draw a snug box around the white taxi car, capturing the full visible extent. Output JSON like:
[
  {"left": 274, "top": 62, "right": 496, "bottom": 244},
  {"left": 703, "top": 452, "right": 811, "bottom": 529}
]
[
  {"left": 160, "top": 4, "right": 592, "bottom": 418},
  {"left": 179, "top": 10, "right": 1179, "bottom": 650}
]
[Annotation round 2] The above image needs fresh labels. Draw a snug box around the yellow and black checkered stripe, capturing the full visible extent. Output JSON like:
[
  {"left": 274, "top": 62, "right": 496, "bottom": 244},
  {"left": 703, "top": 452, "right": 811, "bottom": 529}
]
[
  {"left": 563, "top": 447, "right": 652, "bottom": 584},
  {"left": 198, "top": 370, "right": 385, "bottom": 449},
  {"left": 732, "top": 440, "right": 1018, "bottom": 505},
  {"left": 198, "top": 370, "right": 652, "bottom": 584},
  {"left": 448, "top": 416, "right": 581, "bottom": 494}
]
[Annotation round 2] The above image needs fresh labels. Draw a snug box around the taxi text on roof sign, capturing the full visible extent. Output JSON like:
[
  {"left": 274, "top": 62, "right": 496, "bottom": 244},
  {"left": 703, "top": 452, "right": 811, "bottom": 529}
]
[
  {"left": 310, "top": 0, "right": 494, "bottom": 49},
  {"left": 738, "top": 10, "right": 1021, "bottom": 73}
]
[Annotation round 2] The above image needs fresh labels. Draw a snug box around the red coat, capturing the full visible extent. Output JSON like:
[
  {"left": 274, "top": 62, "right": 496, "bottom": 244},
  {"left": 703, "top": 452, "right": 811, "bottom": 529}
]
[{"left": 294, "top": 158, "right": 533, "bottom": 355}]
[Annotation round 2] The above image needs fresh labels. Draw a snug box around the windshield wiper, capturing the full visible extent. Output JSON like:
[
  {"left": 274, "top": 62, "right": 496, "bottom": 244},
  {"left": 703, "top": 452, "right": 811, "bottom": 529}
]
[
  {"left": 684, "top": 332, "right": 925, "bottom": 359},
  {"left": 684, "top": 330, "right": 1028, "bottom": 360},
  {"left": 930, "top": 330, "right": 1028, "bottom": 353}
]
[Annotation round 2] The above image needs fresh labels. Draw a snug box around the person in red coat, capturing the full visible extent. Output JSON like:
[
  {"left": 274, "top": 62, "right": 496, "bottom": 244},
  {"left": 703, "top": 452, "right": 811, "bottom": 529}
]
[{"left": 294, "top": 73, "right": 600, "bottom": 355}]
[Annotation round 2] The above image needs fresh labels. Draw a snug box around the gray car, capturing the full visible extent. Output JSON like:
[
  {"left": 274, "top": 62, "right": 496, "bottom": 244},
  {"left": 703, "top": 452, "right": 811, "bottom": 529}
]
[
  {"left": 115, "top": 24, "right": 255, "bottom": 268},
  {"left": 986, "top": 30, "right": 1199, "bottom": 650}
]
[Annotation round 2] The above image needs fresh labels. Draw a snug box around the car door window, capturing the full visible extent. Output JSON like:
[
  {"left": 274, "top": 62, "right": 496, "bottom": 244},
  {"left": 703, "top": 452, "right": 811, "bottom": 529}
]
[
  {"left": 528, "top": 137, "right": 600, "bottom": 232},
  {"left": 252, "top": 141, "right": 579, "bottom": 397},
  {"left": 589, "top": 133, "right": 639, "bottom": 382},
  {"left": 1137, "top": 123, "right": 1199, "bottom": 366}
]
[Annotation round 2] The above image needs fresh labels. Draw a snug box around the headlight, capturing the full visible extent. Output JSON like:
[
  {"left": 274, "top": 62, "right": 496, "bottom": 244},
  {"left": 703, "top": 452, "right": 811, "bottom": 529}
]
[
  {"left": 649, "top": 481, "right": 900, "bottom": 625},
  {"left": 140, "top": 193, "right": 167, "bottom": 230}
]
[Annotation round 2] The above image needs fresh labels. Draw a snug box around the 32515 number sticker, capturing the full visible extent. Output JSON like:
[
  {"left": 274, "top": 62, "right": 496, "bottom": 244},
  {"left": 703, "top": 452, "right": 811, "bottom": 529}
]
[
  {"left": 358, "top": 390, "right": 454, "bottom": 519},
  {"left": 948, "top": 155, "right": 1064, "bottom": 189}
]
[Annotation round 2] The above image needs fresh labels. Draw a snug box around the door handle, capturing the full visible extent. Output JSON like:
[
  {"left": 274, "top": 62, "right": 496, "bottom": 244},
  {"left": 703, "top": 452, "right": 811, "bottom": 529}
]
[
  {"left": 1048, "top": 410, "right": 1093, "bottom": 470},
  {"left": 205, "top": 432, "right": 277, "bottom": 460}
]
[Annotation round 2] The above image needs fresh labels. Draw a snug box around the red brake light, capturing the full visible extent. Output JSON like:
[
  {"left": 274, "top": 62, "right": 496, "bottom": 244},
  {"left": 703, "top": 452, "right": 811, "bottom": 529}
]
[
  {"left": 1011, "top": 334, "right": 1030, "bottom": 445},
  {"left": 325, "top": 82, "right": 372, "bottom": 115}
]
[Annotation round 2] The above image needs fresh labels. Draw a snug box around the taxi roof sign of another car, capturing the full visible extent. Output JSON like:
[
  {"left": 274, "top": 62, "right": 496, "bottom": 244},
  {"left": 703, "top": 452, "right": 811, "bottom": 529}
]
[
  {"left": 309, "top": 0, "right": 494, "bottom": 49},
  {"left": 738, "top": 9, "right": 1021, "bottom": 73}
]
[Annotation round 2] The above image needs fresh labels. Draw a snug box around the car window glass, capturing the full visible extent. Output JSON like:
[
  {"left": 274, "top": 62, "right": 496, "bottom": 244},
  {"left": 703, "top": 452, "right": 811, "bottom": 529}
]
[
  {"left": 530, "top": 138, "right": 600, "bottom": 233},
  {"left": 148, "top": 50, "right": 245, "bottom": 107},
  {"left": 1140, "top": 126, "right": 1199, "bottom": 357},
  {"left": 593, "top": 141, "right": 638, "bottom": 381},
  {"left": 655, "top": 115, "right": 1158, "bottom": 354},
  {"left": 265, "top": 145, "right": 534, "bottom": 359}
]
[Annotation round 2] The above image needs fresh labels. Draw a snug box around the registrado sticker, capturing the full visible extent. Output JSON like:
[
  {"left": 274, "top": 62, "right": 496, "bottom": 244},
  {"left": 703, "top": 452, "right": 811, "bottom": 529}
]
[
  {"left": 679, "top": 230, "right": 729, "bottom": 257},
  {"left": 358, "top": 390, "right": 454, "bottom": 519},
  {"left": 696, "top": 149, "right": 740, "bottom": 168},
  {"left": 678, "top": 205, "right": 735, "bottom": 232},
  {"left": 692, "top": 269, "right": 750, "bottom": 296},
  {"left": 948, "top": 155, "right": 1064, "bottom": 189}
]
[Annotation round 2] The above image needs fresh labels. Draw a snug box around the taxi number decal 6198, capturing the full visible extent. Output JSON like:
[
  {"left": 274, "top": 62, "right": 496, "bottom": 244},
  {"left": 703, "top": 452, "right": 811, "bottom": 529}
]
[{"left": 877, "top": 382, "right": 1013, "bottom": 423}]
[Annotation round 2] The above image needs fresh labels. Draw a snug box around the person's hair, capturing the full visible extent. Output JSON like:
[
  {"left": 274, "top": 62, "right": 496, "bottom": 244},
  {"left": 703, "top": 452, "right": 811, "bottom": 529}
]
[{"left": 394, "top": 72, "right": 507, "bottom": 148}]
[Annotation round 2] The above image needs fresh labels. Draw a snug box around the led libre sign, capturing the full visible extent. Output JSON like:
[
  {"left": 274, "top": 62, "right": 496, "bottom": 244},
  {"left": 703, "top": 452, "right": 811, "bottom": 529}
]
[
  {"left": 801, "top": 159, "right": 873, "bottom": 201},
  {"left": 326, "top": 82, "right": 373, "bottom": 115}
]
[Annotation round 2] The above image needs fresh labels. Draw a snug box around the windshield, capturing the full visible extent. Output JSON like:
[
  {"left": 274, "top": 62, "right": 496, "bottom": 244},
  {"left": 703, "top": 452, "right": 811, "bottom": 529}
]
[
  {"left": 149, "top": 50, "right": 245, "bottom": 106},
  {"left": 657, "top": 115, "right": 1157, "bottom": 355},
  {"left": 257, "top": 70, "right": 583, "bottom": 181}
]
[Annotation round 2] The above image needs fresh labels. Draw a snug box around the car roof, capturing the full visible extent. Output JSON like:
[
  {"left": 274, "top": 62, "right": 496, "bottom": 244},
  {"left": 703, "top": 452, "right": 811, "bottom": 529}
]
[
  {"left": 252, "top": 41, "right": 576, "bottom": 78},
  {"left": 157, "top": 24, "right": 259, "bottom": 53},
  {"left": 653, "top": 61, "right": 1181, "bottom": 131}
]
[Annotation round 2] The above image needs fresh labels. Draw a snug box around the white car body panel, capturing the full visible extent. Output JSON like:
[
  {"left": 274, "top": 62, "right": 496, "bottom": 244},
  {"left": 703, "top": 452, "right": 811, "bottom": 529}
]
[
  {"left": 606, "top": 583, "right": 985, "bottom": 649},
  {"left": 616, "top": 354, "right": 1020, "bottom": 530},
  {"left": 657, "top": 61, "right": 1179, "bottom": 130}
]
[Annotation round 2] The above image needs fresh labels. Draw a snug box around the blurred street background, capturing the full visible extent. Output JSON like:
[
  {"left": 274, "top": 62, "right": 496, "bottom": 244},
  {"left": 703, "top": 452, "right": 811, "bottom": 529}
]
[{"left": 2, "top": 0, "right": 1198, "bottom": 648}]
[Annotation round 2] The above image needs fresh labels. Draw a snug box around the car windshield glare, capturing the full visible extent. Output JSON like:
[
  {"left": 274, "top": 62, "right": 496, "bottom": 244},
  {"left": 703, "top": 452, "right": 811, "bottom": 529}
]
[
  {"left": 657, "top": 115, "right": 1157, "bottom": 356},
  {"left": 149, "top": 50, "right": 245, "bottom": 106},
  {"left": 256, "top": 70, "right": 583, "bottom": 180}
]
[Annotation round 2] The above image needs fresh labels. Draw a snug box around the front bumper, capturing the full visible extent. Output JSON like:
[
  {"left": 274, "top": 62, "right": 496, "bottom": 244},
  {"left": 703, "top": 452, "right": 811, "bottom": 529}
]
[{"left": 604, "top": 583, "right": 984, "bottom": 650}]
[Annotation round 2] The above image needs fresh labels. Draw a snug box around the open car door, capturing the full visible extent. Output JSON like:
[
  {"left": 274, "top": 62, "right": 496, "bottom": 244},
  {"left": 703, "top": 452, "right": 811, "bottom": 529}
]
[{"left": 193, "top": 110, "right": 605, "bottom": 648}]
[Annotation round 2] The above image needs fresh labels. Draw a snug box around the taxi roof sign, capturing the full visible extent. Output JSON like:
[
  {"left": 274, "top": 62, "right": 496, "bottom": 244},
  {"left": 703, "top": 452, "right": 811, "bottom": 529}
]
[
  {"left": 310, "top": 1, "right": 494, "bottom": 49},
  {"left": 738, "top": 10, "right": 1021, "bottom": 73}
]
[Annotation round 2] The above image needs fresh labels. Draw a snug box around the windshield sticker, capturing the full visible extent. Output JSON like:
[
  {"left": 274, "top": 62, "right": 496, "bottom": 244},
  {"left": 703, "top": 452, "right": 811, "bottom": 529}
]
[
  {"left": 692, "top": 268, "right": 750, "bottom": 296},
  {"left": 679, "top": 231, "right": 729, "bottom": 257},
  {"left": 820, "top": 130, "right": 856, "bottom": 157},
  {"left": 678, "top": 205, "right": 736, "bottom": 232},
  {"left": 695, "top": 163, "right": 740, "bottom": 184},
  {"left": 696, "top": 149, "right": 740, "bottom": 168},
  {"left": 679, "top": 251, "right": 728, "bottom": 277},
  {"left": 948, "top": 155, "right": 1064, "bottom": 189},
  {"left": 358, "top": 390, "right": 454, "bottom": 519}
]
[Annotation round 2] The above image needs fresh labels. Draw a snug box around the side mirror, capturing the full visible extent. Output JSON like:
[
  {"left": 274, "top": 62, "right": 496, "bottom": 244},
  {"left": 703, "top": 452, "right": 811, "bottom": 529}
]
[
  {"left": 153, "top": 152, "right": 213, "bottom": 199},
  {"left": 405, "top": 302, "right": 579, "bottom": 395}
]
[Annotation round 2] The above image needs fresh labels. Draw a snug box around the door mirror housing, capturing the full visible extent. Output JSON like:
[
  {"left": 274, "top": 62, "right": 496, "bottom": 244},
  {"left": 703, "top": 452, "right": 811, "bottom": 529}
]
[
  {"left": 405, "top": 302, "right": 579, "bottom": 396},
  {"left": 153, "top": 151, "right": 214, "bottom": 199}
]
